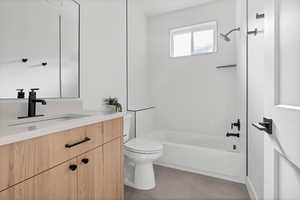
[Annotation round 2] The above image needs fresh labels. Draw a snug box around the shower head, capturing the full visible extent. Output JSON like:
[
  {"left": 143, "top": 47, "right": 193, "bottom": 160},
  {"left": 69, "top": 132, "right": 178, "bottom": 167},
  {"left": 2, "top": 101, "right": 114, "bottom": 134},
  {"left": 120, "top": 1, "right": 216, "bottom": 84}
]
[
  {"left": 220, "top": 27, "right": 241, "bottom": 42},
  {"left": 220, "top": 33, "right": 231, "bottom": 42}
]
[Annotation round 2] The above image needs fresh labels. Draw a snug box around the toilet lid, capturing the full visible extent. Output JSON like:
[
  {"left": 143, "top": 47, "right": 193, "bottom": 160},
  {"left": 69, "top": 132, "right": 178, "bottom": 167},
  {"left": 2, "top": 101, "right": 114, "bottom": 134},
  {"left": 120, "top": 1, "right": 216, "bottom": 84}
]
[{"left": 124, "top": 138, "right": 163, "bottom": 154}]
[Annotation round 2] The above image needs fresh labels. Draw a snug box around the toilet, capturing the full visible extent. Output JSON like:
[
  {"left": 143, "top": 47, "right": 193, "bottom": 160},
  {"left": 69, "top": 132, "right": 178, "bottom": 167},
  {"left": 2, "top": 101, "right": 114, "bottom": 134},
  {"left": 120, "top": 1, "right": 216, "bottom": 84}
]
[{"left": 123, "top": 114, "right": 163, "bottom": 190}]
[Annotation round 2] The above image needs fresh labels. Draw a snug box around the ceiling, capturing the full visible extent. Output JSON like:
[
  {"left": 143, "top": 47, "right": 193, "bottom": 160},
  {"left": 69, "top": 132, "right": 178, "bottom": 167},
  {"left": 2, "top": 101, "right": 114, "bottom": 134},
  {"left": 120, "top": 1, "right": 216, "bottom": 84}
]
[{"left": 134, "top": 0, "right": 220, "bottom": 16}]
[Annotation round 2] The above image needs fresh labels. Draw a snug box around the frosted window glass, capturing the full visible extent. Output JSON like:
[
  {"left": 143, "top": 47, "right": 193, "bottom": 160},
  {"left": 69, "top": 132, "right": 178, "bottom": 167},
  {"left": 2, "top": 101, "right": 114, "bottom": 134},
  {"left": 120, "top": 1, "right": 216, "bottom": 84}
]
[
  {"left": 170, "top": 21, "right": 217, "bottom": 58},
  {"left": 173, "top": 32, "right": 192, "bottom": 57},
  {"left": 193, "top": 30, "right": 215, "bottom": 54}
]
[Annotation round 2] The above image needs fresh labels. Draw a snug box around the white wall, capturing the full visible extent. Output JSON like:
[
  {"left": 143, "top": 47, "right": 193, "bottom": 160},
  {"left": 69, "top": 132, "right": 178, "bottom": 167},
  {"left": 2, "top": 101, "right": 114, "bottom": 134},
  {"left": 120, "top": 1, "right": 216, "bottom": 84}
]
[
  {"left": 148, "top": 0, "right": 238, "bottom": 137},
  {"left": 79, "top": 0, "right": 127, "bottom": 111},
  {"left": 127, "top": 0, "right": 153, "bottom": 109}
]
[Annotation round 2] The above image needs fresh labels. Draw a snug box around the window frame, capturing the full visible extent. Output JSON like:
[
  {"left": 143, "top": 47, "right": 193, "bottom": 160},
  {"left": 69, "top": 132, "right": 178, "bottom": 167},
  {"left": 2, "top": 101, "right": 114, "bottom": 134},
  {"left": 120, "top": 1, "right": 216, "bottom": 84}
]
[{"left": 170, "top": 21, "right": 218, "bottom": 58}]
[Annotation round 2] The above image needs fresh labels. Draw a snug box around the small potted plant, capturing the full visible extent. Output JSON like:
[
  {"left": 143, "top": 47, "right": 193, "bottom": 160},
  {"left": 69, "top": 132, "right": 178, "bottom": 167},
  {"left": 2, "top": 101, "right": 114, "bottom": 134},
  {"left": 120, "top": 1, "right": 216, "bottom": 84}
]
[{"left": 104, "top": 97, "right": 123, "bottom": 113}]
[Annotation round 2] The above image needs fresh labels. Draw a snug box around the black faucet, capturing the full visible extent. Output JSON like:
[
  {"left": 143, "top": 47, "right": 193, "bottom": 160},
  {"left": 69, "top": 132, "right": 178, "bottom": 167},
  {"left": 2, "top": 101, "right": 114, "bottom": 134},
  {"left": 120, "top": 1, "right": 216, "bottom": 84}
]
[
  {"left": 18, "top": 88, "right": 47, "bottom": 119},
  {"left": 28, "top": 88, "right": 47, "bottom": 117}
]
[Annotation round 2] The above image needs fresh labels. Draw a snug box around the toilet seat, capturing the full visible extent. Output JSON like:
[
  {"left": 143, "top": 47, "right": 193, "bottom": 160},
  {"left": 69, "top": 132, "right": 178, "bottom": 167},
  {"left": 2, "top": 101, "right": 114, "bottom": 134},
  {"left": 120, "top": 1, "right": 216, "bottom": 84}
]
[{"left": 124, "top": 138, "right": 163, "bottom": 154}]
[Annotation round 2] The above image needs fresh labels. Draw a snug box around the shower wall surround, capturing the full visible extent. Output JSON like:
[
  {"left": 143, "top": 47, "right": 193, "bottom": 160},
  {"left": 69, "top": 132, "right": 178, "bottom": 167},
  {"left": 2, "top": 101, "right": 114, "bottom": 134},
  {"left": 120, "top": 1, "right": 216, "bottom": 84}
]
[
  {"left": 148, "top": 0, "right": 238, "bottom": 136},
  {"left": 127, "top": 0, "right": 244, "bottom": 182},
  {"left": 127, "top": 0, "right": 152, "bottom": 109}
]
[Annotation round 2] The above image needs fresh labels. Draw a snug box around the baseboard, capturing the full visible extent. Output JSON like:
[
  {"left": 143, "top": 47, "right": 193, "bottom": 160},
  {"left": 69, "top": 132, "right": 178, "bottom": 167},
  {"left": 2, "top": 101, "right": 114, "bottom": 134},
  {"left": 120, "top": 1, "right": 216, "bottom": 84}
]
[
  {"left": 246, "top": 177, "right": 258, "bottom": 200},
  {"left": 155, "top": 162, "right": 245, "bottom": 184}
]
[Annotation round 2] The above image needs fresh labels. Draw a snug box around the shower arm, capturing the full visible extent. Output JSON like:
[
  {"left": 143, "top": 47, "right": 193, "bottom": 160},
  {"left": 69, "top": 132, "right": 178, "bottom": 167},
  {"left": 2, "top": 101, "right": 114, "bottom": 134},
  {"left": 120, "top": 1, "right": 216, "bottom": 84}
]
[{"left": 225, "top": 28, "right": 241, "bottom": 36}]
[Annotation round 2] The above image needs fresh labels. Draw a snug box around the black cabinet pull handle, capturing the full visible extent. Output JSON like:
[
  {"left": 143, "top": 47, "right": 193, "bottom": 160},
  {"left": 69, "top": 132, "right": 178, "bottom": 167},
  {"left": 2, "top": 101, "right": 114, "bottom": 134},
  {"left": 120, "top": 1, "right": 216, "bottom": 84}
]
[
  {"left": 69, "top": 164, "right": 77, "bottom": 171},
  {"left": 81, "top": 158, "right": 89, "bottom": 164},
  {"left": 65, "top": 137, "right": 91, "bottom": 148}
]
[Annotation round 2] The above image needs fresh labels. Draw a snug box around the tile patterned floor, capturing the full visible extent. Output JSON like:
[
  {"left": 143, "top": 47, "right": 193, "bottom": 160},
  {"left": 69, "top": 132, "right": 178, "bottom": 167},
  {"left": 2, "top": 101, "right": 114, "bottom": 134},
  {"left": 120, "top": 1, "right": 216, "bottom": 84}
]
[{"left": 125, "top": 165, "right": 250, "bottom": 200}]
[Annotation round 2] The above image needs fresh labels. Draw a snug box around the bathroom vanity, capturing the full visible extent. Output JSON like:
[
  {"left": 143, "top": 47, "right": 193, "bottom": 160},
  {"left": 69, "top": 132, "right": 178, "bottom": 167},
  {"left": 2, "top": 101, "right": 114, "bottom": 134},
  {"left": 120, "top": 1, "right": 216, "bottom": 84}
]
[
  {"left": 0, "top": 0, "right": 124, "bottom": 198},
  {"left": 0, "top": 113, "right": 124, "bottom": 200}
]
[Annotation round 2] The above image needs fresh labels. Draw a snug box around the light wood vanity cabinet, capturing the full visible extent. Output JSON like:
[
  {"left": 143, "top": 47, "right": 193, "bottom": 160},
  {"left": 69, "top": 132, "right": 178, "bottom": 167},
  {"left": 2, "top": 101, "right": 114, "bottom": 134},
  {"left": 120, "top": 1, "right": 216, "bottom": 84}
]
[
  {"left": 78, "top": 147, "right": 104, "bottom": 200},
  {"left": 50, "top": 122, "right": 103, "bottom": 166},
  {"left": 0, "top": 133, "right": 53, "bottom": 191},
  {"left": 103, "top": 138, "right": 123, "bottom": 200},
  {"left": 0, "top": 117, "right": 124, "bottom": 200},
  {"left": 0, "top": 158, "right": 78, "bottom": 200},
  {"left": 103, "top": 118, "right": 123, "bottom": 143}
]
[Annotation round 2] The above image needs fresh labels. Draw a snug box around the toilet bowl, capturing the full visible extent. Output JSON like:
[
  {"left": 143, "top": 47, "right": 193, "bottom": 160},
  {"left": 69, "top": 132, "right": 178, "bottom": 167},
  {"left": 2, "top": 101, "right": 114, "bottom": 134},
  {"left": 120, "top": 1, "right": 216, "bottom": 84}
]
[{"left": 123, "top": 114, "right": 163, "bottom": 190}]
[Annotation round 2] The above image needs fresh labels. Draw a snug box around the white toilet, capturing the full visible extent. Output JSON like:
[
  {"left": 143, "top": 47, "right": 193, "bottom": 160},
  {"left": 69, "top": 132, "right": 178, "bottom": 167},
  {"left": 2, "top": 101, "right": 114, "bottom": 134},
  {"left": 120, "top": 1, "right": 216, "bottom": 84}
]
[{"left": 123, "top": 114, "right": 163, "bottom": 190}]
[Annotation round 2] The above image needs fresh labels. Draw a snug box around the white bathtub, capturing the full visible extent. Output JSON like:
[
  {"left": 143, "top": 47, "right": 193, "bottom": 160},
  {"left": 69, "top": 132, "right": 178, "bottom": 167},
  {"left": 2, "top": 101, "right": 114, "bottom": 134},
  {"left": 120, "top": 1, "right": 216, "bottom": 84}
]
[{"left": 140, "top": 130, "right": 244, "bottom": 183}]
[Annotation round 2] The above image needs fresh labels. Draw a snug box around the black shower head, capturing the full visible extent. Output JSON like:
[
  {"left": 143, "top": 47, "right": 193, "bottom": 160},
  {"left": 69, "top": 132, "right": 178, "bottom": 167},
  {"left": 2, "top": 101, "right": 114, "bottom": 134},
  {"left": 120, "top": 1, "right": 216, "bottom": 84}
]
[
  {"left": 220, "top": 27, "right": 241, "bottom": 42},
  {"left": 220, "top": 33, "right": 231, "bottom": 42}
]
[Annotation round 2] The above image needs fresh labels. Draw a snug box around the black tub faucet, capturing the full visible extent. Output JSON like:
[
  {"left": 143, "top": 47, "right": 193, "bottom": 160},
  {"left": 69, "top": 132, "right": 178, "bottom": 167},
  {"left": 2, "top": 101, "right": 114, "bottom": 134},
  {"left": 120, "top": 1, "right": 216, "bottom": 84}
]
[
  {"left": 18, "top": 88, "right": 47, "bottom": 119},
  {"left": 231, "top": 119, "right": 241, "bottom": 131},
  {"left": 226, "top": 132, "right": 240, "bottom": 138}
]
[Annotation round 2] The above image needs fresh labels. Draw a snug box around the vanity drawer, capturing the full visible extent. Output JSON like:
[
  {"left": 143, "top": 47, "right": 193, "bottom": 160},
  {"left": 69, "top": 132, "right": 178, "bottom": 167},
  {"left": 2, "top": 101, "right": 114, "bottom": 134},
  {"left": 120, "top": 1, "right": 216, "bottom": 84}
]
[
  {"left": 0, "top": 135, "right": 52, "bottom": 192},
  {"left": 50, "top": 123, "right": 103, "bottom": 166},
  {"left": 103, "top": 118, "right": 123, "bottom": 143},
  {"left": 0, "top": 122, "right": 103, "bottom": 192}
]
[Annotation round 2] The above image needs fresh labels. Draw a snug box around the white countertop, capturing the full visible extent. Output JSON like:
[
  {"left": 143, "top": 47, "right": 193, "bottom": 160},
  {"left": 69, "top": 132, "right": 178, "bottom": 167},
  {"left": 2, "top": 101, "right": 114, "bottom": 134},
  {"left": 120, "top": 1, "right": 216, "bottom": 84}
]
[{"left": 0, "top": 111, "right": 125, "bottom": 146}]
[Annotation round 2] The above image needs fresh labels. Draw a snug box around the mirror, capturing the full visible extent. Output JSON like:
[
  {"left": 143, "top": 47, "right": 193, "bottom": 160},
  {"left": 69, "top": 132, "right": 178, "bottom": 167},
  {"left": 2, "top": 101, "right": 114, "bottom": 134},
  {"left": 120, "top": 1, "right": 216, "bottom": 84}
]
[{"left": 0, "top": 0, "right": 80, "bottom": 99}]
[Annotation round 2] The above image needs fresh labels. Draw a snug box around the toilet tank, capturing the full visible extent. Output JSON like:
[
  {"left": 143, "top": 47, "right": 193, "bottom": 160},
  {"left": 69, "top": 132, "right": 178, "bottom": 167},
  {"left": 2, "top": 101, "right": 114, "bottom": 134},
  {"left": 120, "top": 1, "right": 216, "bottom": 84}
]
[{"left": 123, "top": 113, "right": 132, "bottom": 143}]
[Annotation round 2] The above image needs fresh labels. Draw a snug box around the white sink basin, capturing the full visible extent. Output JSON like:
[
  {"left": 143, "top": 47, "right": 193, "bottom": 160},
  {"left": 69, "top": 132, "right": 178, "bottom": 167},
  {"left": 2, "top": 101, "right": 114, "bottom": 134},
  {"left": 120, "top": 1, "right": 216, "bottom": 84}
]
[{"left": 8, "top": 114, "right": 90, "bottom": 128}]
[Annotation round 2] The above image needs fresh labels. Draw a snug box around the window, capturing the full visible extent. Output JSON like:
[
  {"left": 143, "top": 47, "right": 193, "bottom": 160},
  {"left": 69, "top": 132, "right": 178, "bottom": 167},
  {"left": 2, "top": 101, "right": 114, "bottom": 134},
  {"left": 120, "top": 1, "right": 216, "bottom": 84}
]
[{"left": 170, "top": 21, "right": 217, "bottom": 57}]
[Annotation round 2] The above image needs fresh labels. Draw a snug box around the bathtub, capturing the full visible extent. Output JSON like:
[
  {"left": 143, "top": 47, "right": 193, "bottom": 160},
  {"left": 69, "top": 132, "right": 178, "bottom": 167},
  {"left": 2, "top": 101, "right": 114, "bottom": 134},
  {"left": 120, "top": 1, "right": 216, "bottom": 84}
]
[{"left": 139, "top": 130, "right": 244, "bottom": 183}]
